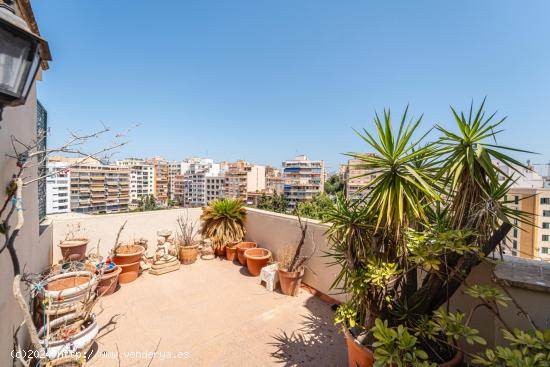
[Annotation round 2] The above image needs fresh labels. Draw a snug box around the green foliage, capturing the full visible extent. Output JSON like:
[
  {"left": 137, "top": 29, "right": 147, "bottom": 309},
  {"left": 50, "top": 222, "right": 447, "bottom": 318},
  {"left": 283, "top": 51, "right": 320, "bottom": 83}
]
[
  {"left": 200, "top": 198, "right": 246, "bottom": 250},
  {"left": 465, "top": 284, "right": 511, "bottom": 307},
  {"left": 294, "top": 193, "right": 334, "bottom": 220},
  {"left": 334, "top": 303, "right": 359, "bottom": 328},
  {"left": 255, "top": 191, "right": 289, "bottom": 213},
  {"left": 137, "top": 194, "right": 157, "bottom": 211},
  {"left": 371, "top": 319, "right": 435, "bottom": 367},
  {"left": 472, "top": 328, "right": 550, "bottom": 367},
  {"left": 324, "top": 174, "right": 344, "bottom": 195}
]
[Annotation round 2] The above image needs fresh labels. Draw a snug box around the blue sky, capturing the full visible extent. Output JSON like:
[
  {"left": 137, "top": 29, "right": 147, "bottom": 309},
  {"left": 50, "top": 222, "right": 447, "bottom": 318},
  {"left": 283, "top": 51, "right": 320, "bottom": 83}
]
[{"left": 34, "top": 0, "right": 550, "bottom": 173}]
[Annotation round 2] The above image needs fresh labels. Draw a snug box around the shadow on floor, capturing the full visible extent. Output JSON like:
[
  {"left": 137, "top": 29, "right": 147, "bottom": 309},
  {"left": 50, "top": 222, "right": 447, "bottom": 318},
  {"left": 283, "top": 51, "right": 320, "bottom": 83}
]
[{"left": 269, "top": 311, "right": 345, "bottom": 366}]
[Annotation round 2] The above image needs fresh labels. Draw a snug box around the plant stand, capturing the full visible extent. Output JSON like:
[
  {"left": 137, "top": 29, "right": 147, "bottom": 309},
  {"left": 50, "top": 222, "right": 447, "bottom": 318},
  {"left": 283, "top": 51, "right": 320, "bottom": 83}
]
[{"left": 260, "top": 263, "right": 279, "bottom": 291}]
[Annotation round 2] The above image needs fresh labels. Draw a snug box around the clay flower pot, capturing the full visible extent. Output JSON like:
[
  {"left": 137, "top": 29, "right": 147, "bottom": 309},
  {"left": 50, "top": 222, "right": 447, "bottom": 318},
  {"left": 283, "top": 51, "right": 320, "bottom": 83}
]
[
  {"left": 114, "top": 244, "right": 145, "bottom": 265},
  {"left": 96, "top": 265, "right": 121, "bottom": 296},
  {"left": 244, "top": 248, "right": 271, "bottom": 276},
  {"left": 226, "top": 245, "right": 238, "bottom": 262},
  {"left": 343, "top": 326, "right": 374, "bottom": 367},
  {"left": 214, "top": 246, "right": 226, "bottom": 258},
  {"left": 118, "top": 261, "right": 140, "bottom": 284},
  {"left": 179, "top": 243, "right": 199, "bottom": 264},
  {"left": 58, "top": 239, "right": 89, "bottom": 261},
  {"left": 278, "top": 267, "right": 305, "bottom": 296},
  {"left": 236, "top": 242, "right": 257, "bottom": 265}
]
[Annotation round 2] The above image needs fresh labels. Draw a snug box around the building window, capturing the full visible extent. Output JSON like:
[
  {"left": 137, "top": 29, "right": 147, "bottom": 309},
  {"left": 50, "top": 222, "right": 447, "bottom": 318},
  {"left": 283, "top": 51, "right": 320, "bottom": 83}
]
[
  {"left": 544, "top": 211, "right": 550, "bottom": 217},
  {"left": 543, "top": 222, "right": 550, "bottom": 229},
  {"left": 543, "top": 235, "right": 549, "bottom": 242},
  {"left": 513, "top": 228, "right": 518, "bottom": 238},
  {"left": 512, "top": 240, "right": 517, "bottom": 249},
  {"left": 542, "top": 247, "right": 549, "bottom": 255},
  {"left": 541, "top": 198, "right": 550, "bottom": 205},
  {"left": 514, "top": 195, "right": 519, "bottom": 204}
]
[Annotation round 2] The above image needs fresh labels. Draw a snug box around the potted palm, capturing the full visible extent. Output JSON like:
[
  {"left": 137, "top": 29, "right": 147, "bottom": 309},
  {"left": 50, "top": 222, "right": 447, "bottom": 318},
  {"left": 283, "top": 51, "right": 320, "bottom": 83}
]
[
  {"left": 326, "top": 101, "right": 531, "bottom": 366},
  {"left": 200, "top": 198, "right": 246, "bottom": 258},
  {"left": 176, "top": 212, "right": 200, "bottom": 264}
]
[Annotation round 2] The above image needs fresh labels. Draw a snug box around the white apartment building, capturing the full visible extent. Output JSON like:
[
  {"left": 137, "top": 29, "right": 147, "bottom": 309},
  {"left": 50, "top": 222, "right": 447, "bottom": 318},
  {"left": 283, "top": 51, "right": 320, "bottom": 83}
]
[
  {"left": 342, "top": 157, "right": 379, "bottom": 200},
  {"left": 182, "top": 158, "right": 222, "bottom": 207},
  {"left": 494, "top": 160, "right": 544, "bottom": 188},
  {"left": 282, "top": 155, "right": 325, "bottom": 210},
  {"left": 115, "top": 158, "right": 155, "bottom": 207},
  {"left": 46, "top": 162, "right": 71, "bottom": 214}
]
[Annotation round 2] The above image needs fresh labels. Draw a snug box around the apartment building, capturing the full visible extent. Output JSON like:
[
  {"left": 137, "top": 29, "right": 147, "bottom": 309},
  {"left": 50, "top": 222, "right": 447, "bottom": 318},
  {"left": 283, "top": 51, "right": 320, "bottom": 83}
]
[
  {"left": 282, "top": 155, "right": 325, "bottom": 210},
  {"left": 115, "top": 158, "right": 155, "bottom": 207},
  {"left": 224, "top": 161, "right": 266, "bottom": 200},
  {"left": 49, "top": 157, "right": 130, "bottom": 214},
  {"left": 182, "top": 158, "right": 222, "bottom": 207},
  {"left": 342, "top": 157, "right": 379, "bottom": 200},
  {"left": 46, "top": 162, "right": 71, "bottom": 214},
  {"left": 266, "top": 166, "right": 284, "bottom": 194},
  {"left": 505, "top": 188, "right": 550, "bottom": 262},
  {"left": 149, "top": 158, "right": 169, "bottom": 204},
  {"left": 495, "top": 160, "right": 544, "bottom": 188},
  {"left": 168, "top": 161, "right": 190, "bottom": 201}
]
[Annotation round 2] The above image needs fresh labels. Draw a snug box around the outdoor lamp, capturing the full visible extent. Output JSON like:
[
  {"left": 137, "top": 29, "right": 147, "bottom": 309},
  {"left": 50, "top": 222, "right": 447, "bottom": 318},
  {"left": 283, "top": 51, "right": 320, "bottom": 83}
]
[{"left": 0, "top": 0, "right": 47, "bottom": 119}]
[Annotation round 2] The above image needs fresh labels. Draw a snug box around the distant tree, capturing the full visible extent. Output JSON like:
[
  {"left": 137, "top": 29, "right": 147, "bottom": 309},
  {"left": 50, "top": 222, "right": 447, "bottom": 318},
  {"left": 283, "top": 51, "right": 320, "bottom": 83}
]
[
  {"left": 295, "top": 192, "right": 333, "bottom": 220},
  {"left": 324, "top": 174, "right": 344, "bottom": 195},
  {"left": 138, "top": 194, "right": 157, "bottom": 211},
  {"left": 271, "top": 192, "right": 289, "bottom": 213},
  {"left": 256, "top": 193, "right": 272, "bottom": 210}
]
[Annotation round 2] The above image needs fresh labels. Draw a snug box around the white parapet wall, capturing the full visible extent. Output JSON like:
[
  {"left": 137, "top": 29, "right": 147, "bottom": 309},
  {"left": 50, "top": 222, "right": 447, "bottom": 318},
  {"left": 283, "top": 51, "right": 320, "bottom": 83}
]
[
  {"left": 244, "top": 208, "right": 346, "bottom": 303},
  {"left": 50, "top": 208, "right": 202, "bottom": 262}
]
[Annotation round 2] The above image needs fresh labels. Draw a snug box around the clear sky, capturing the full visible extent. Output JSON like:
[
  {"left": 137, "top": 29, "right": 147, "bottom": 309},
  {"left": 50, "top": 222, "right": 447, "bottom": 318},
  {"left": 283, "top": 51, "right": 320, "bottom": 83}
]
[{"left": 34, "top": 0, "right": 550, "bottom": 173}]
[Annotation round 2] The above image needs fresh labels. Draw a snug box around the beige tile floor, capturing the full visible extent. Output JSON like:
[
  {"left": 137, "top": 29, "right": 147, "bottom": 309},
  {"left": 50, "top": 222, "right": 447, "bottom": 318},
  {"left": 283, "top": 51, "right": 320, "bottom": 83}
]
[{"left": 87, "top": 257, "right": 346, "bottom": 367}]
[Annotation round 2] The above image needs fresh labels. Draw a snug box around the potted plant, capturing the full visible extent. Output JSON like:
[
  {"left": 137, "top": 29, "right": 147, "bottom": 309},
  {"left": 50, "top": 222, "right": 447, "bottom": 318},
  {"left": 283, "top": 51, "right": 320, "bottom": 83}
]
[
  {"left": 200, "top": 198, "right": 247, "bottom": 258},
  {"left": 58, "top": 223, "right": 88, "bottom": 262},
  {"left": 95, "top": 259, "right": 121, "bottom": 296},
  {"left": 110, "top": 221, "right": 144, "bottom": 284},
  {"left": 326, "top": 101, "right": 531, "bottom": 366},
  {"left": 277, "top": 215, "right": 316, "bottom": 296},
  {"left": 176, "top": 212, "right": 200, "bottom": 264}
]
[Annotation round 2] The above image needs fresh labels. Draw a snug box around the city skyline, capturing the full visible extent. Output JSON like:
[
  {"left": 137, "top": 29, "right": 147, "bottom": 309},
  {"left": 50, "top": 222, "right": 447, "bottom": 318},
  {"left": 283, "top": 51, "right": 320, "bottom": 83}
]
[{"left": 33, "top": 0, "right": 550, "bottom": 171}]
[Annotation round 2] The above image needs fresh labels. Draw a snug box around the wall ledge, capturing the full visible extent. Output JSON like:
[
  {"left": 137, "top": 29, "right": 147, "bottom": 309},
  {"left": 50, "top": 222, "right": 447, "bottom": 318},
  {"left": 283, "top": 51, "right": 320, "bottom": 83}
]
[{"left": 494, "top": 255, "right": 550, "bottom": 293}]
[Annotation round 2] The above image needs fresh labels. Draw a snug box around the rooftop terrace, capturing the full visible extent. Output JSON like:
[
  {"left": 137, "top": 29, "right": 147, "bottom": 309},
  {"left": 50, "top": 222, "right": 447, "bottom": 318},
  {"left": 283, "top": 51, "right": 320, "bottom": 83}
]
[{"left": 87, "top": 258, "right": 345, "bottom": 366}]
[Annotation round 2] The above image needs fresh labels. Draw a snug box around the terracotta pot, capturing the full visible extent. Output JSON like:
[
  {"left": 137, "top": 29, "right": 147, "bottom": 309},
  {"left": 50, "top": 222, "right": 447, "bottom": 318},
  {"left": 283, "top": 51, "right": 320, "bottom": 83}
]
[
  {"left": 114, "top": 244, "right": 145, "bottom": 265},
  {"left": 244, "top": 248, "right": 271, "bottom": 276},
  {"left": 226, "top": 246, "right": 238, "bottom": 261},
  {"left": 343, "top": 326, "right": 464, "bottom": 367},
  {"left": 278, "top": 267, "right": 305, "bottom": 296},
  {"left": 214, "top": 246, "right": 226, "bottom": 258},
  {"left": 39, "top": 271, "right": 97, "bottom": 311},
  {"left": 96, "top": 266, "right": 121, "bottom": 296},
  {"left": 179, "top": 244, "right": 199, "bottom": 264},
  {"left": 236, "top": 242, "right": 257, "bottom": 265},
  {"left": 58, "top": 239, "right": 89, "bottom": 262},
  {"left": 343, "top": 327, "right": 374, "bottom": 367},
  {"left": 118, "top": 261, "right": 140, "bottom": 284}
]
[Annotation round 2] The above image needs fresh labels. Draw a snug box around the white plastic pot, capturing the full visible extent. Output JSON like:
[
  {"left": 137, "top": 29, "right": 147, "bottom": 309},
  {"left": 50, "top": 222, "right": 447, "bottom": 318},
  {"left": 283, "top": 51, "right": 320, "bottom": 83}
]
[
  {"left": 38, "top": 271, "right": 97, "bottom": 307},
  {"left": 38, "top": 313, "right": 98, "bottom": 360}
]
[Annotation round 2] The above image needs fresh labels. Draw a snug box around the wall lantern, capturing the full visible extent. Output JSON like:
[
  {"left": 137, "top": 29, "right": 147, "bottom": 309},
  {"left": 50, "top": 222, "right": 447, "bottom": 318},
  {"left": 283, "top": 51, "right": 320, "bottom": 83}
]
[{"left": 0, "top": 0, "right": 48, "bottom": 119}]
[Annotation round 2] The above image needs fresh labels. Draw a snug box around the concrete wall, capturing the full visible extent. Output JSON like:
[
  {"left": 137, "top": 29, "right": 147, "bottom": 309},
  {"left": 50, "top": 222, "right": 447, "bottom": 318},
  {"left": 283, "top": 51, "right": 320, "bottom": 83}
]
[
  {"left": 51, "top": 208, "right": 202, "bottom": 262},
  {"left": 244, "top": 208, "right": 346, "bottom": 303},
  {"left": 0, "top": 85, "right": 53, "bottom": 365}
]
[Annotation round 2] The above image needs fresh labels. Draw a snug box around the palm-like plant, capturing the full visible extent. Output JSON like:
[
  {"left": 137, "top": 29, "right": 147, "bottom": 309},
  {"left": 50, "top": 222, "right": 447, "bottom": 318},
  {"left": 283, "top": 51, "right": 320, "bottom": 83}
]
[
  {"left": 200, "top": 198, "right": 247, "bottom": 250},
  {"left": 329, "top": 101, "right": 531, "bottom": 364}
]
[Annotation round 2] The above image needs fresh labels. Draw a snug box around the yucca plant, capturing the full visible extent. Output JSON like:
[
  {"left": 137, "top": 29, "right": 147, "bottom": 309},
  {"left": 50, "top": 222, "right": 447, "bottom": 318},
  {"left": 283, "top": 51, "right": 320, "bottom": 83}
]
[
  {"left": 200, "top": 198, "right": 247, "bottom": 250},
  {"left": 329, "top": 101, "right": 534, "bottom": 365}
]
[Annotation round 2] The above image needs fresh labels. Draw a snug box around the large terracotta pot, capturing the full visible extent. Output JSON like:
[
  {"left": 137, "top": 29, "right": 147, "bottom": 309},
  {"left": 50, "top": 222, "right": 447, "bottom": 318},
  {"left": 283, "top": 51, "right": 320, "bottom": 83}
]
[
  {"left": 114, "top": 244, "right": 145, "bottom": 265},
  {"left": 244, "top": 248, "right": 271, "bottom": 276},
  {"left": 96, "top": 265, "right": 121, "bottom": 296},
  {"left": 118, "top": 261, "right": 140, "bottom": 284},
  {"left": 58, "top": 239, "right": 89, "bottom": 261},
  {"left": 343, "top": 327, "right": 374, "bottom": 367},
  {"left": 278, "top": 267, "right": 305, "bottom": 296},
  {"left": 226, "top": 245, "right": 238, "bottom": 261},
  {"left": 236, "top": 242, "right": 257, "bottom": 265},
  {"left": 343, "top": 326, "right": 464, "bottom": 367},
  {"left": 179, "top": 244, "right": 199, "bottom": 264}
]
